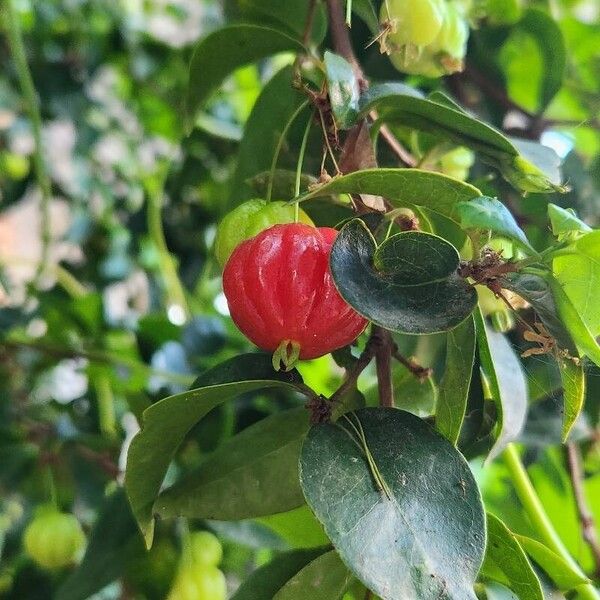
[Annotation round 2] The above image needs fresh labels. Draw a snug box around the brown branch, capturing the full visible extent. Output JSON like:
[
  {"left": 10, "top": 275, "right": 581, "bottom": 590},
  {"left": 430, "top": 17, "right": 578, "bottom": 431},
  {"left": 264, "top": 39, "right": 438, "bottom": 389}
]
[
  {"left": 565, "top": 442, "right": 600, "bottom": 577},
  {"left": 76, "top": 444, "right": 120, "bottom": 479},
  {"left": 325, "top": 0, "right": 366, "bottom": 87},
  {"left": 373, "top": 326, "right": 394, "bottom": 407},
  {"left": 374, "top": 115, "right": 418, "bottom": 166},
  {"left": 391, "top": 345, "right": 432, "bottom": 382}
]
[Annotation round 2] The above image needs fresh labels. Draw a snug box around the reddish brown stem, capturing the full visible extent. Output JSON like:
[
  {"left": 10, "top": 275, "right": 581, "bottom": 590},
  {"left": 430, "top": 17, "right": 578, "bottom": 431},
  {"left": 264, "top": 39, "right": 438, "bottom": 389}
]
[
  {"left": 391, "top": 345, "right": 432, "bottom": 382},
  {"left": 373, "top": 326, "right": 394, "bottom": 407},
  {"left": 565, "top": 442, "right": 600, "bottom": 577}
]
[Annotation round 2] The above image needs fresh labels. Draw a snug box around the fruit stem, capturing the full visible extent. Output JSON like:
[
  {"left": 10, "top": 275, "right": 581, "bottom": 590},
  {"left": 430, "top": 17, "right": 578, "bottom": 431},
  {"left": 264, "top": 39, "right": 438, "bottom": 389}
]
[
  {"left": 2, "top": 0, "right": 52, "bottom": 284},
  {"left": 372, "top": 326, "right": 394, "bottom": 407},
  {"left": 294, "top": 112, "right": 314, "bottom": 221},
  {"left": 45, "top": 465, "right": 59, "bottom": 509},
  {"left": 503, "top": 443, "right": 600, "bottom": 599},
  {"left": 267, "top": 99, "right": 310, "bottom": 202}
]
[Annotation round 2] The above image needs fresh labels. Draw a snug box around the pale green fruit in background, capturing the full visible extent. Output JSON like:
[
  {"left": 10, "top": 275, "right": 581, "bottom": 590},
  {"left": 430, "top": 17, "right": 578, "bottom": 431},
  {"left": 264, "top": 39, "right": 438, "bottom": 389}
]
[
  {"left": 167, "top": 565, "right": 227, "bottom": 600},
  {"left": 485, "top": 0, "right": 523, "bottom": 25},
  {"left": 23, "top": 506, "right": 85, "bottom": 570},
  {"left": 214, "top": 199, "right": 313, "bottom": 268},
  {"left": 440, "top": 147, "right": 475, "bottom": 181},
  {"left": 189, "top": 531, "right": 223, "bottom": 567}
]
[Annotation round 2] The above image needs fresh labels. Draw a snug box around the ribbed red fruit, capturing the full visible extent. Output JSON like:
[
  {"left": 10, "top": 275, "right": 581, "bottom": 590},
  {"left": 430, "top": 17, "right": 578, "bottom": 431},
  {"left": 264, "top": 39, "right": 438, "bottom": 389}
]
[{"left": 223, "top": 224, "right": 368, "bottom": 362}]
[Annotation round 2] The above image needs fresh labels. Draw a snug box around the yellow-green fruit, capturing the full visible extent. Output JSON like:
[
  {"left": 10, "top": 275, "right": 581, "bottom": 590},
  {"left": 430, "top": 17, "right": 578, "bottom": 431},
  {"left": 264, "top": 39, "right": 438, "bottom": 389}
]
[
  {"left": 428, "top": 2, "right": 469, "bottom": 72},
  {"left": 440, "top": 147, "right": 475, "bottom": 181},
  {"left": 23, "top": 507, "right": 85, "bottom": 570},
  {"left": 477, "top": 286, "right": 506, "bottom": 316},
  {"left": 214, "top": 199, "right": 314, "bottom": 268},
  {"left": 167, "top": 566, "right": 227, "bottom": 600},
  {"left": 189, "top": 531, "right": 223, "bottom": 567},
  {"left": 380, "top": 0, "right": 445, "bottom": 49}
]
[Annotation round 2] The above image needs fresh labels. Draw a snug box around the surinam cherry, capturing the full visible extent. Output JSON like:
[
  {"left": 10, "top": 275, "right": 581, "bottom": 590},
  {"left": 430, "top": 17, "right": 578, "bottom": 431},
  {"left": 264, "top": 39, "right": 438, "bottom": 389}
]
[
  {"left": 214, "top": 198, "right": 313, "bottom": 268},
  {"left": 223, "top": 223, "right": 368, "bottom": 370},
  {"left": 23, "top": 505, "right": 85, "bottom": 570}
]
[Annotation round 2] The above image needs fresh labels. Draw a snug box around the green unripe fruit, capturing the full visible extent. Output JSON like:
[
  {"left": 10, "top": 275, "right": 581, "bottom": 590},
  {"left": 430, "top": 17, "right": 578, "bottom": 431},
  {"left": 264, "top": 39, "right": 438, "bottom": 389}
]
[
  {"left": 189, "top": 531, "right": 223, "bottom": 567},
  {"left": 440, "top": 147, "right": 475, "bottom": 181},
  {"left": 477, "top": 287, "right": 514, "bottom": 332},
  {"left": 214, "top": 199, "right": 314, "bottom": 268},
  {"left": 23, "top": 506, "right": 85, "bottom": 570},
  {"left": 167, "top": 566, "right": 227, "bottom": 600},
  {"left": 380, "top": 0, "right": 445, "bottom": 50}
]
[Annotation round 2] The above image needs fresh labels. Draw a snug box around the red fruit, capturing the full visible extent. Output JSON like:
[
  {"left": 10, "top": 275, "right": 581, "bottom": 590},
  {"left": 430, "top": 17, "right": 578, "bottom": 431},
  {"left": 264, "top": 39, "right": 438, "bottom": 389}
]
[{"left": 223, "top": 224, "right": 368, "bottom": 367}]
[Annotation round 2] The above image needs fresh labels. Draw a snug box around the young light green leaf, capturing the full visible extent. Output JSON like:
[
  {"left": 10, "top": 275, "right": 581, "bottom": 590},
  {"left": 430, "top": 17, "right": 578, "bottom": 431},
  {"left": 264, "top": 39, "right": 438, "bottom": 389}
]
[
  {"left": 256, "top": 505, "right": 330, "bottom": 549},
  {"left": 554, "top": 230, "right": 600, "bottom": 336},
  {"left": 296, "top": 168, "right": 481, "bottom": 218},
  {"left": 324, "top": 52, "right": 360, "bottom": 130},
  {"left": 231, "top": 548, "right": 328, "bottom": 600},
  {"left": 299, "top": 408, "right": 486, "bottom": 600},
  {"left": 481, "top": 513, "right": 543, "bottom": 600},
  {"left": 509, "top": 138, "right": 563, "bottom": 189},
  {"left": 273, "top": 550, "right": 350, "bottom": 600},
  {"left": 156, "top": 408, "right": 310, "bottom": 521},
  {"left": 436, "top": 317, "right": 476, "bottom": 445},
  {"left": 125, "top": 354, "right": 309, "bottom": 546},
  {"left": 515, "top": 535, "right": 591, "bottom": 591},
  {"left": 185, "top": 25, "right": 304, "bottom": 131},
  {"left": 330, "top": 220, "right": 477, "bottom": 334},
  {"left": 474, "top": 309, "right": 527, "bottom": 462},
  {"left": 548, "top": 204, "right": 591, "bottom": 240},
  {"left": 456, "top": 197, "right": 535, "bottom": 252},
  {"left": 548, "top": 273, "right": 600, "bottom": 368}
]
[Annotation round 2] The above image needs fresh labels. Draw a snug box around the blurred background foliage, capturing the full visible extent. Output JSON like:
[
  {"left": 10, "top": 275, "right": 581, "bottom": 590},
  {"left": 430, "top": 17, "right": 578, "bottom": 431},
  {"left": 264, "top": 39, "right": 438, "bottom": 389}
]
[{"left": 0, "top": 0, "right": 599, "bottom": 598}]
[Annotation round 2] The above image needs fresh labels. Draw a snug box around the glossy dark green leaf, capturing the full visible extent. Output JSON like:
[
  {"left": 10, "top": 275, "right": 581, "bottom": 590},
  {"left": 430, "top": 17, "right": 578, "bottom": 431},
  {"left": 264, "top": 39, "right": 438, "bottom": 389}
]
[
  {"left": 300, "top": 408, "right": 486, "bottom": 599},
  {"left": 515, "top": 535, "right": 590, "bottom": 591},
  {"left": 231, "top": 548, "right": 327, "bottom": 600},
  {"left": 56, "top": 490, "right": 142, "bottom": 600},
  {"left": 554, "top": 230, "right": 600, "bottom": 337},
  {"left": 330, "top": 220, "right": 477, "bottom": 334},
  {"left": 274, "top": 550, "right": 350, "bottom": 599},
  {"left": 296, "top": 168, "right": 481, "bottom": 218},
  {"left": 548, "top": 204, "right": 591, "bottom": 240},
  {"left": 324, "top": 52, "right": 359, "bottom": 130},
  {"left": 481, "top": 513, "right": 543, "bottom": 600},
  {"left": 474, "top": 309, "right": 527, "bottom": 462},
  {"left": 155, "top": 407, "right": 309, "bottom": 520},
  {"left": 125, "top": 354, "right": 308, "bottom": 546},
  {"left": 185, "top": 25, "right": 304, "bottom": 131},
  {"left": 456, "top": 197, "right": 534, "bottom": 252},
  {"left": 374, "top": 230, "right": 460, "bottom": 284},
  {"left": 436, "top": 317, "right": 476, "bottom": 445}
]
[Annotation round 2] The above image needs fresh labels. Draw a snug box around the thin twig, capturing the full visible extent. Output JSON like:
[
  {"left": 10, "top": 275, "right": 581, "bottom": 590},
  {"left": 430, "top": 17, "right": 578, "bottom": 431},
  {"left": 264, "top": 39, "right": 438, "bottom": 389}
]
[
  {"left": 330, "top": 334, "right": 378, "bottom": 405},
  {"left": 391, "top": 345, "right": 432, "bottom": 382},
  {"left": 566, "top": 442, "right": 600, "bottom": 577},
  {"left": 301, "top": 0, "right": 318, "bottom": 46},
  {"left": 372, "top": 113, "right": 417, "bottom": 166},
  {"left": 3, "top": 0, "right": 53, "bottom": 282}
]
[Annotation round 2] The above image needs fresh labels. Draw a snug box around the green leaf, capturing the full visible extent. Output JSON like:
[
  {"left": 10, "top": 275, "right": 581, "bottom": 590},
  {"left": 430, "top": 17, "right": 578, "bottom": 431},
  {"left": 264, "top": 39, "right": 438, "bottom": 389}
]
[
  {"left": 56, "top": 490, "right": 142, "bottom": 600},
  {"left": 436, "top": 317, "right": 476, "bottom": 445},
  {"left": 501, "top": 273, "right": 584, "bottom": 440},
  {"left": 324, "top": 52, "right": 359, "bottom": 130},
  {"left": 456, "top": 197, "right": 534, "bottom": 252},
  {"left": 548, "top": 204, "right": 591, "bottom": 240},
  {"left": 515, "top": 535, "right": 590, "bottom": 591},
  {"left": 185, "top": 25, "right": 304, "bottom": 131},
  {"left": 330, "top": 220, "right": 477, "bottom": 334},
  {"left": 231, "top": 66, "right": 307, "bottom": 204},
  {"left": 125, "top": 353, "right": 308, "bottom": 546},
  {"left": 256, "top": 505, "right": 330, "bottom": 549},
  {"left": 481, "top": 513, "right": 543, "bottom": 600},
  {"left": 296, "top": 168, "right": 481, "bottom": 219},
  {"left": 474, "top": 309, "right": 527, "bottom": 462},
  {"left": 517, "top": 8, "right": 566, "bottom": 109},
  {"left": 509, "top": 138, "right": 563, "bottom": 189},
  {"left": 351, "top": 0, "right": 379, "bottom": 33},
  {"left": 155, "top": 407, "right": 309, "bottom": 521},
  {"left": 225, "top": 0, "right": 327, "bottom": 43},
  {"left": 548, "top": 274, "right": 600, "bottom": 368},
  {"left": 299, "top": 408, "right": 486, "bottom": 599},
  {"left": 360, "top": 88, "right": 517, "bottom": 157},
  {"left": 274, "top": 550, "right": 350, "bottom": 600},
  {"left": 231, "top": 548, "right": 327, "bottom": 600},
  {"left": 554, "top": 230, "right": 600, "bottom": 336},
  {"left": 248, "top": 170, "right": 318, "bottom": 200}
]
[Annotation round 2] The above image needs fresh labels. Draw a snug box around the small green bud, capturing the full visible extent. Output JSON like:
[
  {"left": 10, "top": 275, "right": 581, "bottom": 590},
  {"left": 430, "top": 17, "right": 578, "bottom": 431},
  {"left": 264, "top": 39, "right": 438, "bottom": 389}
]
[{"left": 440, "top": 147, "right": 475, "bottom": 180}]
